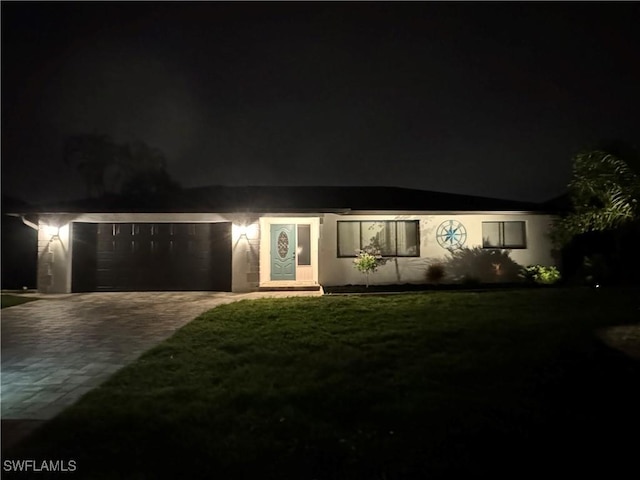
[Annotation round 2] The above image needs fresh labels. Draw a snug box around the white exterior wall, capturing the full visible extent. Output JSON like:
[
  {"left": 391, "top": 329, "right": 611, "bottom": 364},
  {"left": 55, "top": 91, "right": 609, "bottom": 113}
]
[
  {"left": 319, "top": 212, "right": 557, "bottom": 286},
  {"left": 231, "top": 217, "right": 261, "bottom": 292},
  {"left": 35, "top": 210, "right": 557, "bottom": 293},
  {"left": 37, "top": 219, "right": 73, "bottom": 293}
]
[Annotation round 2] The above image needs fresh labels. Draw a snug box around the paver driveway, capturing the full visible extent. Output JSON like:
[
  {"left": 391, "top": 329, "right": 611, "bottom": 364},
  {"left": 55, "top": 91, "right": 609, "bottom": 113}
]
[{"left": 1, "top": 291, "right": 319, "bottom": 426}]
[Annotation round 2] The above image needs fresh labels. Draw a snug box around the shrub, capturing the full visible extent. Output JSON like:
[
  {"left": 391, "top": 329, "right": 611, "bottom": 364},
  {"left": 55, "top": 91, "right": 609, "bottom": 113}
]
[
  {"left": 426, "top": 264, "right": 446, "bottom": 284},
  {"left": 353, "top": 245, "right": 388, "bottom": 287},
  {"left": 442, "top": 247, "right": 522, "bottom": 283},
  {"left": 521, "top": 265, "right": 561, "bottom": 285}
]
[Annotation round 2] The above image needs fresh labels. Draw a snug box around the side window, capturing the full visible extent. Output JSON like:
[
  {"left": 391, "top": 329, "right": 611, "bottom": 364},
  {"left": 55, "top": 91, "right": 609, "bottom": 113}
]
[{"left": 482, "top": 221, "right": 526, "bottom": 248}]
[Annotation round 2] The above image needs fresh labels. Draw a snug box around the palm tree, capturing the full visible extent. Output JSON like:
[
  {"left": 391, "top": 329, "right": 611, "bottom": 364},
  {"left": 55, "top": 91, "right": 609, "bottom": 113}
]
[{"left": 552, "top": 148, "right": 640, "bottom": 246}]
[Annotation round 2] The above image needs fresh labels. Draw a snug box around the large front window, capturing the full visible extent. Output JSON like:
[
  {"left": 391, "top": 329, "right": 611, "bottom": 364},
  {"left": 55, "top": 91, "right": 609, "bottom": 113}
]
[{"left": 337, "top": 221, "right": 420, "bottom": 257}]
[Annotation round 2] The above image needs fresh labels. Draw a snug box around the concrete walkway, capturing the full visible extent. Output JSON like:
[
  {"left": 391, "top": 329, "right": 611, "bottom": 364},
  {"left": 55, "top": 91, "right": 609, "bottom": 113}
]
[{"left": 1, "top": 291, "right": 321, "bottom": 449}]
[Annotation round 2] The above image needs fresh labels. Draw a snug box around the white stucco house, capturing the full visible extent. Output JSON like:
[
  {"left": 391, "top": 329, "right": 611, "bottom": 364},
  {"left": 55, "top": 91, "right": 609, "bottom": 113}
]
[{"left": 9, "top": 186, "right": 559, "bottom": 293}]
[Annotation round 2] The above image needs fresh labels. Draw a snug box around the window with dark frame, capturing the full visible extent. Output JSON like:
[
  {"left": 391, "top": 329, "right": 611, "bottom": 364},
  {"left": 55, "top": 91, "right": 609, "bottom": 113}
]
[
  {"left": 337, "top": 221, "right": 420, "bottom": 257},
  {"left": 482, "top": 221, "right": 526, "bottom": 249}
]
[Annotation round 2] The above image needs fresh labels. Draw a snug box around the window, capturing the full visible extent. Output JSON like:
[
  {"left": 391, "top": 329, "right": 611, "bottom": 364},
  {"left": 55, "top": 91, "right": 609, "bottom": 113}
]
[
  {"left": 297, "top": 224, "right": 311, "bottom": 265},
  {"left": 482, "top": 221, "right": 526, "bottom": 248},
  {"left": 337, "top": 221, "right": 420, "bottom": 257}
]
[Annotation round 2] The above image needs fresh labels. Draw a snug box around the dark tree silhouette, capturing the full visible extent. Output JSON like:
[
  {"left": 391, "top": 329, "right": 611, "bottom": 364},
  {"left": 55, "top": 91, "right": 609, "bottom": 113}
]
[
  {"left": 118, "top": 140, "right": 180, "bottom": 197},
  {"left": 63, "top": 134, "right": 119, "bottom": 197},
  {"left": 63, "top": 135, "right": 180, "bottom": 198}
]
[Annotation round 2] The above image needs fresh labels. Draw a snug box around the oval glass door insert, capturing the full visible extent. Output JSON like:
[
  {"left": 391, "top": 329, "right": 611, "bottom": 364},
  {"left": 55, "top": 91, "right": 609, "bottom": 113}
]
[{"left": 277, "top": 231, "right": 289, "bottom": 258}]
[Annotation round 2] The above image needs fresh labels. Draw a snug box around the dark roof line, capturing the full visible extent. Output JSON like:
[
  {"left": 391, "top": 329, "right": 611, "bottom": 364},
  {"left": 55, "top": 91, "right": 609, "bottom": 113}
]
[{"left": 6, "top": 185, "right": 550, "bottom": 214}]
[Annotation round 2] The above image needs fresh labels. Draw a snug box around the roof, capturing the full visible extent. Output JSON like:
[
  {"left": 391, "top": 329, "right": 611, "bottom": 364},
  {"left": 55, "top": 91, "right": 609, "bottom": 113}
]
[
  {"left": 5, "top": 186, "right": 549, "bottom": 214},
  {"left": 1, "top": 194, "right": 33, "bottom": 214},
  {"left": 541, "top": 192, "right": 572, "bottom": 214}
]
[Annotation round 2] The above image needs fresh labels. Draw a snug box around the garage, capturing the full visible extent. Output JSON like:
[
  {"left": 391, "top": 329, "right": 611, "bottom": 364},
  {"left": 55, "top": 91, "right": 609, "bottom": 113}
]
[{"left": 71, "top": 223, "right": 232, "bottom": 292}]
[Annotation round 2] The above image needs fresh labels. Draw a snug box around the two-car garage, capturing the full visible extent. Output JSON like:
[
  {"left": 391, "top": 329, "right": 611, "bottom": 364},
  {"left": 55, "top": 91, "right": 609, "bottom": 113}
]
[{"left": 71, "top": 222, "right": 232, "bottom": 292}]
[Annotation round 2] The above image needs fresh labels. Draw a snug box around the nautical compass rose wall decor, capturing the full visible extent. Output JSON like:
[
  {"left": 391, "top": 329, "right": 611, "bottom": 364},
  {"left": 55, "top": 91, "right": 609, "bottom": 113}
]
[{"left": 436, "top": 220, "right": 467, "bottom": 249}]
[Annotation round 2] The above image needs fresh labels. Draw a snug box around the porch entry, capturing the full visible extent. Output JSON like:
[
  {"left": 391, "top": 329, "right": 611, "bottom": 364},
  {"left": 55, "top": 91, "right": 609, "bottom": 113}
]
[{"left": 270, "top": 224, "right": 312, "bottom": 281}]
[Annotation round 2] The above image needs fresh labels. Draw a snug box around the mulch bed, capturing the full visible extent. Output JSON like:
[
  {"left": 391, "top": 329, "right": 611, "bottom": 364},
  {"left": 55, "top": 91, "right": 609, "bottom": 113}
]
[{"left": 322, "top": 282, "right": 552, "bottom": 294}]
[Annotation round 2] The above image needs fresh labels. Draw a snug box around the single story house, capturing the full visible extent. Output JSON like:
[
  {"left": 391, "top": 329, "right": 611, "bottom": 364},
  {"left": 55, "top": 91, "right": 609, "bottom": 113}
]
[{"left": 7, "top": 186, "right": 559, "bottom": 293}]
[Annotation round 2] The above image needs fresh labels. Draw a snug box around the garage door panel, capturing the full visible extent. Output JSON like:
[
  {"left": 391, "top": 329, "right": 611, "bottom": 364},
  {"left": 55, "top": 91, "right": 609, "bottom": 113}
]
[{"left": 73, "top": 222, "right": 231, "bottom": 292}]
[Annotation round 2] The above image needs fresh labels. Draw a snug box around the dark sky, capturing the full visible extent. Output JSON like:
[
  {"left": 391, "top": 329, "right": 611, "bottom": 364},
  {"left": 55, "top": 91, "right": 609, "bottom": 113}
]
[{"left": 2, "top": 2, "right": 639, "bottom": 204}]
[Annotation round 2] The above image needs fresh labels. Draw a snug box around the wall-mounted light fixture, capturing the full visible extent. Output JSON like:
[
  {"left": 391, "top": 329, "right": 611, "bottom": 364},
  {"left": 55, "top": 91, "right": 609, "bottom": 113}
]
[
  {"left": 234, "top": 223, "right": 258, "bottom": 241},
  {"left": 44, "top": 225, "right": 60, "bottom": 239}
]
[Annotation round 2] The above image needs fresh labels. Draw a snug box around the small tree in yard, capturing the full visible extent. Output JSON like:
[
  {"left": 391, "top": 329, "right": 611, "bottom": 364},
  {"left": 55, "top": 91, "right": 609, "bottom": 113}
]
[{"left": 353, "top": 245, "right": 388, "bottom": 287}]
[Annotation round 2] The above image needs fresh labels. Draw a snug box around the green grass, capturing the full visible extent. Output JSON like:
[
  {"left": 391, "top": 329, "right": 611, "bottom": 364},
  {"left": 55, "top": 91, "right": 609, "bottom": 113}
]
[
  {"left": 6, "top": 288, "right": 640, "bottom": 479},
  {"left": 1, "top": 294, "right": 39, "bottom": 309}
]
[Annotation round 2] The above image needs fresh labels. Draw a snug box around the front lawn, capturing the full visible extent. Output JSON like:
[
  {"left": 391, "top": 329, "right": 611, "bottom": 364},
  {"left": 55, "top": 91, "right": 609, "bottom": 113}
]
[
  {"left": 6, "top": 288, "right": 640, "bottom": 479},
  {"left": 1, "top": 294, "right": 39, "bottom": 309}
]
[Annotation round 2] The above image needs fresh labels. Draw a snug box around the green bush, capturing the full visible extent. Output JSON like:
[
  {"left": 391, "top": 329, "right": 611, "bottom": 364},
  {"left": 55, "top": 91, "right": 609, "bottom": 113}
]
[
  {"left": 521, "top": 265, "right": 561, "bottom": 285},
  {"left": 353, "top": 245, "right": 388, "bottom": 287}
]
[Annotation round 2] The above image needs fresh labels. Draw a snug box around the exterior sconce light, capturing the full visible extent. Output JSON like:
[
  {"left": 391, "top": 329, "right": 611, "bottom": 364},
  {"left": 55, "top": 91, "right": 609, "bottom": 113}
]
[
  {"left": 234, "top": 223, "right": 257, "bottom": 241},
  {"left": 45, "top": 225, "right": 60, "bottom": 239}
]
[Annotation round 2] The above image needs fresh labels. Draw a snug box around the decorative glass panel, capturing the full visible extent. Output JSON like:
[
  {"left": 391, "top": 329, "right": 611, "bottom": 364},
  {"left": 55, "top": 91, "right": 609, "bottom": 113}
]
[
  {"left": 277, "top": 231, "right": 289, "bottom": 258},
  {"left": 297, "top": 225, "right": 311, "bottom": 266}
]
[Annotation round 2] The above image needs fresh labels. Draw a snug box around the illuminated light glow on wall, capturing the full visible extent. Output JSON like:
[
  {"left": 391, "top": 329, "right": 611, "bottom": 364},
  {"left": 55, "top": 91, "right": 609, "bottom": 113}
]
[
  {"left": 232, "top": 223, "right": 258, "bottom": 242},
  {"left": 44, "top": 225, "right": 60, "bottom": 238}
]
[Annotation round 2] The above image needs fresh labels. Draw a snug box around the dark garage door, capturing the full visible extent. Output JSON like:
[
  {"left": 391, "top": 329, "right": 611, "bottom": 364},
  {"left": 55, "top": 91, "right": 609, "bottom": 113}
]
[{"left": 72, "top": 223, "right": 232, "bottom": 292}]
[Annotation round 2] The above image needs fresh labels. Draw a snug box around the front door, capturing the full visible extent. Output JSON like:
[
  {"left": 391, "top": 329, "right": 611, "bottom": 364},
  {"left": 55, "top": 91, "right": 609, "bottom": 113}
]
[{"left": 271, "top": 224, "right": 296, "bottom": 281}]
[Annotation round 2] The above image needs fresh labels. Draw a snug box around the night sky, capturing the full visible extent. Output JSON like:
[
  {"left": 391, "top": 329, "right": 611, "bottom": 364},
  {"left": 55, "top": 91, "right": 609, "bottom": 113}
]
[{"left": 2, "top": 2, "right": 639, "bottom": 204}]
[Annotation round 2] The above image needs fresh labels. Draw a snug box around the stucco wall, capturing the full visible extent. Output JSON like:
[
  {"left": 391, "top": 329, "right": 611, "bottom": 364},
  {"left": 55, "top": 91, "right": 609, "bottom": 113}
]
[
  {"left": 37, "top": 220, "right": 72, "bottom": 293},
  {"left": 318, "top": 213, "right": 557, "bottom": 286},
  {"left": 36, "top": 211, "right": 558, "bottom": 292},
  {"left": 231, "top": 218, "right": 261, "bottom": 292}
]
